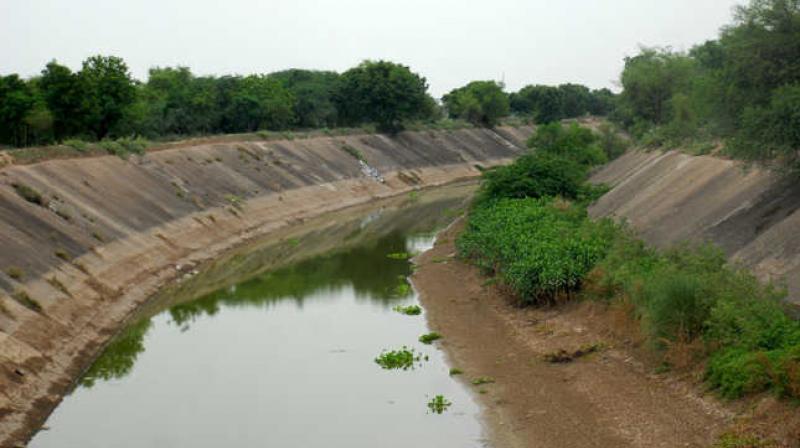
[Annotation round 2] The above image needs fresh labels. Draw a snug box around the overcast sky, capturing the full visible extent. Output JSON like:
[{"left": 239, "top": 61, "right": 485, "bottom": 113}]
[{"left": 2, "top": 0, "right": 742, "bottom": 96}]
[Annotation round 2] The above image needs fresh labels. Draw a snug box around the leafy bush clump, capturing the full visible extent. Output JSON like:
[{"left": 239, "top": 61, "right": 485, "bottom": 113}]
[
  {"left": 528, "top": 122, "right": 608, "bottom": 167},
  {"left": 457, "top": 198, "right": 615, "bottom": 304},
  {"left": 477, "top": 153, "right": 589, "bottom": 204},
  {"left": 591, "top": 233, "right": 800, "bottom": 399}
]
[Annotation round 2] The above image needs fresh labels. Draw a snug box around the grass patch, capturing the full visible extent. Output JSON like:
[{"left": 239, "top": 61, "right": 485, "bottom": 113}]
[
  {"left": 471, "top": 376, "right": 495, "bottom": 386},
  {"left": 54, "top": 248, "right": 70, "bottom": 261},
  {"left": 63, "top": 138, "right": 89, "bottom": 152},
  {"left": 543, "top": 343, "right": 605, "bottom": 363},
  {"left": 12, "top": 183, "right": 46, "bottom": 206},
  {"left": 12, "top": 289, "right": 42, "bottom": 312},
  {"left": 340, "top": 144, "right": 365, "bottom": 162},
  {"left": 419, "top": 332, "right": 443, "bottom": 344},
  {"left": 225, "top": 194, "right": 244, "bottom": 210},
  {"left": 449, "top": 367, "right": 463, "bottom": 376},
  {"left": 393, "top": 304, "right": 422, "bottom": 316},
  {"left": 375, "top": 347, "right": 422, "bottom": 370},
  {"left": 426, "top": 395, "right": 452, "bottom": 414},
  {"left": 712, "top": 432, "right": 778, "bottom": 448},
  {"left": 5, "top": 266, "right": 24, "bottom": 281}
]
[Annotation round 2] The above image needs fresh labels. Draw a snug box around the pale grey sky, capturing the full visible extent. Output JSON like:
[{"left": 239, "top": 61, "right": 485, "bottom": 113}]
[{"left": 2, "top": 0, "right": 742, "bottom": 96}]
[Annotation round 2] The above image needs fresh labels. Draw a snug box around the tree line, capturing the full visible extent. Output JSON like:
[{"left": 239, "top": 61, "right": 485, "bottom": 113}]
[
  {"left": 613, "top": 0, "right": 800, "bottom": 168},
  {"left": 0, "top": 57, "right": 612, "bottom": 148}
]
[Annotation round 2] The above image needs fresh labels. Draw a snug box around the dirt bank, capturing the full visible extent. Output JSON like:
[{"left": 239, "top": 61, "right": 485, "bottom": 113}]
[
  {"left": 413, "top": 220, "right": 734, "bottom": 448},
  {"left": 0, "top": 126, "right": 531, "bottom": 447}
]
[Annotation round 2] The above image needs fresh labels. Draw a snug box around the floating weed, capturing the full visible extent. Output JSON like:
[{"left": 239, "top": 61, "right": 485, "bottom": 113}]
[
  {"left": 386, "top": 252, "right": 411, "bottom": 260},
  {"left": 419, "top": 332, "right": 443, "bottom": 344},
  {"left": 393, "top": 304, "right": 422, "bottom": 316},
  {"left": 472, "top": 376, "right": 495, "bottom": 386},
  {"left": 427, "top": 395, "right": 452, "bottom": 414},
  {"left": 449, "top": 368, "right": 464, "bottom": 376},
  {"left": 375, "top": 347, "right": 422, "bottom": 370},
  {"left": 393, "top": 283, "right": 412, "bottom": 297}
]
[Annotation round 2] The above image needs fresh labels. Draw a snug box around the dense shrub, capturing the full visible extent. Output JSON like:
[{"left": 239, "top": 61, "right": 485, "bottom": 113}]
[
  {"left": 457, "top": 198, "right": 614, "bottom": 304},
  {"left": 528, "top": 122, "right": 608, "bottom": 167},
  {"left": 478, "top": 152, "right": 588, "bottom": 203},
  {"left": 592, "top": 232, "right": 800, "bottom": 399},
  {"left": 442, "top": 81, "right": 510, "bottom": 127}
]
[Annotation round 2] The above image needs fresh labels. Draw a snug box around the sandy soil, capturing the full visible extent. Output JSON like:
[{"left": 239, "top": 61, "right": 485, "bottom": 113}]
[{"left": 412, "top": 219, "right": 737, "bottom": 448}]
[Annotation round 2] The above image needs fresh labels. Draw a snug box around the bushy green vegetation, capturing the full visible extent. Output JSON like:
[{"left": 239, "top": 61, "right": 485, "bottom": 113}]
[
  {"left": 509, "top": 84, "right": 615, "bottom": 123},
  {"left": 614, "top": 0, "right": 800, "bottom": 170},
  {"left": 0, "top": 58, "right": 444, "bottom": 148},
  {"left": 589, "top": 230, "right": 800, "bottom": 399},
  {"left": 333, "top": 60, "right": 435, "bottom": 133},
  {"left": 393, "top": 304, "right": 422, "bottom": 316},
  {"left": 418, "top": 332, "right": 442, "bottom": 344},
  {"left": 442, "top": 81, "right": 510, "bottom": 127},
  {"left": 459, "top": 120, "right": 800, "bottom": 401},
  {"left": 374, "top": 347, "right": 422, "bottom": 370},
  {"left": 426, "top": 395, "right": 452, "bottom": 414},
  {"left": 458, "top": 198, "right": 614, "bottom": 304}
]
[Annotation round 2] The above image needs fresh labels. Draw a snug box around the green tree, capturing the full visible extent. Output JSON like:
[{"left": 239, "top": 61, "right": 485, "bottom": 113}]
[
  {"left": 509, "top": 85, "right": 563, "bottom": 123},
  {"left": 268, "top": 69, "right": 340, "bottom": 128},
  {"left": 618, "top": 48, "right": 696, "bottom": 126},
  {"left": 78, "top": 55, "right": 137, "bottom": 139},
  {"left": 39, "top": 61, "right": 86, "bottom": 139},
  {"left": 225, "top": 75, "right": 296, "bottom": 132},
  {"left": 557, "top": 83, "right": 592, "bottom": 118},
  {"left": 0, "top": 75, "right": 36, "bottom": 146},
  {"left": 442, "top": 81, "right": 509, "bottom": 127},
  {"left": 333, "top": 60, "right": 432, "bottom": 132}
]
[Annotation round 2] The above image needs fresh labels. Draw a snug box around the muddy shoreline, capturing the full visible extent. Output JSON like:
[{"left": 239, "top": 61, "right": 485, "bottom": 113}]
[{"left": 412, "top": 220, "right": 736, "bottom": 448}]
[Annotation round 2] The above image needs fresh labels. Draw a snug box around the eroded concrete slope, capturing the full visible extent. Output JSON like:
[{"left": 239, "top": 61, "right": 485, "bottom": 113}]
[
  {"left": 0, "top": 126, "right": 530, "bottom": 446},
  {"left": 589, "top": 150, "right": 800, "bottom": 304}
]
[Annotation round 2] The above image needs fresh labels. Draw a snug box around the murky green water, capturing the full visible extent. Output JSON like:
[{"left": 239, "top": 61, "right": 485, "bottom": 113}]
[{"left": 30, "top": 185, "right": 486, "bottom": 448}]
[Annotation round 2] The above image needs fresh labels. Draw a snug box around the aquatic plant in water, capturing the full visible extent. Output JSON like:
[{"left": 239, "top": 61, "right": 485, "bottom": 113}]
[
  {"left": 393, "top": 304, "right": 422, "bottom": 315},
  {"left": 374, "top": 347, "right": 423, "bottom": 370},
  {"left": 418, "top": 332, "right": 442, "bottom": 344},
  {"left": 427, "top": 395, "right": 452, "bottom": 414}
]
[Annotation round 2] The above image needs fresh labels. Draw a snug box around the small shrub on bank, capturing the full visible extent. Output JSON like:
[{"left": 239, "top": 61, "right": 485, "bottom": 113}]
[
  {"left": 12, "top": 183, "right": 46, "bottom": 206},
  {"left": 528, "top": 122, "right": 608, "bottom": 167},
  {"left": 477, "top": 153, "right": 589, "bottom": 204}
]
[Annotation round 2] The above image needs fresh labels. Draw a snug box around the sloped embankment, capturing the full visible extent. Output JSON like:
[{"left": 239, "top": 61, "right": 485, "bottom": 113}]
[
  {"left": 0, "top": 126, "right": 530, "bottom": 446},
  {"left": 590, "top": 150, "right": 800, "bottom": 305}
]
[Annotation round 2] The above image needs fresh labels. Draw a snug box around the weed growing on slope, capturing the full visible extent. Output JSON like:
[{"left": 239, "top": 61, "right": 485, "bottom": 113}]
[
  {"left": 471, "top": 376, "right": 495, "bottom": 385},
  {"left": 12, "top": 183, "right": 46, "bottom": 206},
  {"left": 12, "top": 290, "right": 41, "bottom": 312}
]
